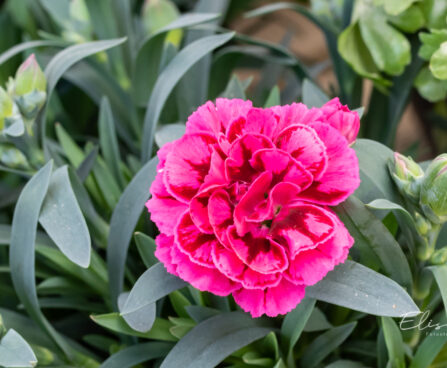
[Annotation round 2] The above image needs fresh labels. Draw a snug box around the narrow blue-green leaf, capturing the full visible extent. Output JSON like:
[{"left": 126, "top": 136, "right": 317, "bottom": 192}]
[
  {"left": 99, "top": 342, "right": 172, "bottom": 368},
  {"left": 326, "top": 360, "right": 366, "bottom": 368},
  {"left": 107, "top": 157, "right": 158, "bottom": 307},
  {"left": 9, "top": 161, "right": 72, "bottom": 356},
  {"left": 99, "top": 97, "right": 125, "bottom": 188},
  {"left": 307, "top": 260, "right": 419, "bottom": 317},
  {"left": 264, "top": 85, "right": 281, "bottom": 107},
  {"left": 141, "top": 32, "right": 235, "bottom": 161},
  {"left": 118, "top": 291, "right": 156, "bottom": 334},
  {"left": 76, "top": 146, "right": 99, "bottom": 183},
  {"left": 0, "top": 329, "right": 37, "bottom": 368},
  {"left": 133, "top": 13, "right": 221, "bottom": 106},
  {"left": 336, "top": 196, "right": 412, "bottom": 289},
  {"left": 39, "top": 166, "right": 91, "bottom": 268},
  {"left": 134, "top": 232, "right": 158, "bottom": 268},
  {"left": 410, "top": 324, "right": 447, "bottom": 368},
  {"left": 429, "top": 265, "right": 447, "bottom": 318},
  {"left": 121, "top": 263, "right": 187, "bottom": 324},
  {"left": 221, "top": 74, "right": 247, "bottom": 99},
  {"left": 381, "top": 317, "right": 405, "bottom": 368},
  {"left": 353, "top": 139, "right": 402, "bottom": 204},
  {"left": 301, "top": 322, "right": 357, "bottom": 368},
  {"left": 155, "top": 123, "right": 186, "bottom": 148},
  {"left": 160, "top": 312, "right": 273, "bottom": 368},
  {"left": 45, "top": 38, "right": 127, "bottom": 92},
  {"left": 281, "top": 298, "right": 315, "bottom": 354},
  {"left": 0, "top": 40, "right": 65, "bottom": 66},
  {"left": 302, "top": 79, "right": 329, "bottom": 107}
]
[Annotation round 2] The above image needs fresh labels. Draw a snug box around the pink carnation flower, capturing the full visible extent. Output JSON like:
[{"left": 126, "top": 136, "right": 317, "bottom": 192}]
[{"left": 146, "top": 98, "right": 360, "bottom": 317}]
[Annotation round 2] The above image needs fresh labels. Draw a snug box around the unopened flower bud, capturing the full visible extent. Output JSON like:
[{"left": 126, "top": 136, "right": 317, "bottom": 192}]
[
  {"left": 430, "top": 247, "right": 447, "bottom": 265},
  {"left": 390, "top": 152, "right": 424, "bottom": 202},
  {"left": 420, "top": 154, "right": 447, "bottom": 224},
  {"left": 0, "top": 87, "right": 13, "bottom": 131},
  {"left": 14, "top": 54, "right": 46, "bottom": 96},
  {"left": 0, "top": 145, "right": 29, "bottom": 169},
  {"left": 414, "top": 212, "right": 432, "bottom": 236}
]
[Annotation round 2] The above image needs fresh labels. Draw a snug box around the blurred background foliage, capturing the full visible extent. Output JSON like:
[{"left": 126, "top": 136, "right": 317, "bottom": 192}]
[{"left": 2, "top": 0, "right": 447, "bottom": 367}]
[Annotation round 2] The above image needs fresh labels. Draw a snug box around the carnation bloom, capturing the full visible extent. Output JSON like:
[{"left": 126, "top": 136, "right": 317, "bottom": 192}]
[{"left": 146, "top": 98, "right": 360, "bottom": 317}]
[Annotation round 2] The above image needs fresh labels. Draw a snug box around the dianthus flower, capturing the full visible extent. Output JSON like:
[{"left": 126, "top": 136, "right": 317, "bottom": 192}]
[{"left": 146, "top": 98, "right": 360, "bottom": 317}]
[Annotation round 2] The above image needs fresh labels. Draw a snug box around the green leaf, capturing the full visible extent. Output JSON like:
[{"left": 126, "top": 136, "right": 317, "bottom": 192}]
[
  {"left": 302, "top": 79, "right": 329, "bottom": 108},
  {"left": 118, "top": 292, "right": 156, "bottom": 334},
  {"left": 281, "top": 298, "right": 315, "bottom": 357},
  {"left": 338, "top": 22, "right": 386, "bottom": 84},
  {"left": 39, "top": 166, "right": 91, "bottom": 268},
  {"left": 388, "top": 5, "right": 425, "bottom": 33},
  {"left": 429, "top": 265, "right": 447, "bottom": 318},
  {"left": 353, "top": 139, "right": 401, "bottom": 204},
  {"left": 134, "top": 232, "right": 158, "bottom": 268},
  {"left": 9, "top": 161, "right": 72, "bottom": 356},
  {"left": 430, "top": 42, "right": 447, "bottom": 80},
  {"left": 304, "top": 307, "right": 333, "bottom": 332},
  {"left": 90, "top": 313, "right": 176, "bottom": 342},
  {"left": 99, "top": 97, "right": 125, "bottom": 188},
  {"left": 185, "top": 306, "right": 220, "bottom": 323},
  {"left": 121, "top": 263, "right": 187, "bottom": 329},
  {"left": 381, "top": 317, "right": 405, "bottom": 368},
  {"left": 420, "top": 0, "right": 447, "bottom": 29},
  {"left": 358, "top": 13, "right": 411, "bottom": 76},
  {"left": 99, "top": 342, "right": 173, "bottom": 368},
  {"left": 107, "top": 157, "right": 158, "bottom": 307},
  {"left": 132, "top": 13, "right": 221, "bottom": 107},
  {"left": 379, "top": 0, "right": 416, "bottom": 15},
  {"left": 0, "top": 40, "right": 65, "bottom": 66},
  {"left": 169, "top": 291, "right": 192, "bottom": 319},
  {"left": 159, "top": 312, "right": 273, "bottom": 368},
  {"left": 300, "top": 322, "right": 357, "bottom": 368},
  {"left": 221, "top": 74, "right": 247, "bottom": 99},
  {"left": 414, "top": 66, "right": 447, "bottom": 102},
  {"left": 306, "top": 260, "right": 419, "bottom": 317},
  {"left": 155, "top": 123, "right": 186, "bottom": 148},
  {"left": 419, "top": 30, "right": 447, "bottom": 61},
  {"left": 44, "top": 38, "right": 127, "bottom": 93},
  {"left": 410, "top": 323, "right": 447, "bottom": 368},
  {"left": 336, "top": 196, "right": 412, "bottom": 289},
  {"left": 141, "top": 32, "right": 235, "bottom": 161},
  {"left": 264, "top": 85, "right": 280, "bottom": 107},
  {"left": 326, "top": 360, "right": 366, "bottom": 368},
  {"left": 0, "top": 329, "right": 37, "bottom": 368},
  {"left": 76, "top": 146, "right": 98, "bottom": 182}
]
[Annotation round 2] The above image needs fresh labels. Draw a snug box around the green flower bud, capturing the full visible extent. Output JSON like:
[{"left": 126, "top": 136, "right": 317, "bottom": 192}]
[
  {"left": 390, "top": 152, "right": 424, "bottom": 202},
  {"left": 430, "top": 247, "right": 447, "bottom": 265},
  {"left": 420, "top": 154, "right": 447, "bottom": 224},
  {"left": 0, "top": 145, "right": 29, "bottom": 169},
  {"left": 0, "top": 87, "right": 14, "bottom": 131},
  {"left": 14, "top": 54, "right": 47, "bottom": 96},
  {"left": 414, "top": 212, "right": 432, "bottom": 236}
]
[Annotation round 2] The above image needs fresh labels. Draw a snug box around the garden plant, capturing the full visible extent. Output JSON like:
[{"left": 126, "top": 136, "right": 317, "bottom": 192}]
[{"left": 1, "top": 0, "right": 447, "bottom": 367}]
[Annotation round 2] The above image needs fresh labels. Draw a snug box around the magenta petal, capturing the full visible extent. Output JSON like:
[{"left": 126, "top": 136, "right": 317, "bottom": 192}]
[
  {"left": 227, "top": 108, "right": 277, "bottom": 143},
  {"left": 232, "top": 279, "right": 306, "bottom": 317},
  {"left": 298, "top": 122, "right": 360, "bottom": 206},
  {"left": 175, "top": 211, "right": 217, "bottom": 267},
  {"left": 171, "top": 242, "right": 240, "bottom": 296},
  {"left": 271, "top": 103, "right": 322, "bottom": 135},
  {"left": 154, "top": 234, "right": 178, "bottom": 276},
  {"left": 286, "top": 210, "right": 353, "bottom": 286},
  {"left": 164, "top": 133, "right": 216, "bottom": 202},
  {"left": 212, "top": 243, "right": 281, "bottom": 289},
  {"left": 208, "top": 189, "right": 234, "bottom": 246},
  {"left": 320, "top": 98, "right": 360, "bottom": 144},
  {"left": 227, "top": 226, "right": 288, "bottom": 274},
  {"left": 275, "top": 124, "right": 328, "bottom": 180},
  {"left": 250, "top": 149, "right": 313, "bottom": 190},
  {"left": 225, "top": 134, "right": 274, "bottom": 182},
  {"left": 271, "top": 202, "right": 335, "bottom": 257},
  {"left": 146, "top": 196, "right": 188, "bottom": 236},
  {"left": 234, "top": 171, "right": 272, "bottom": 235}
]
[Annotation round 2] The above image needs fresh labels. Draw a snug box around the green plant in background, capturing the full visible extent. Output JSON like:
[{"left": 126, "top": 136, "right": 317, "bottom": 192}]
[{"left": 1, "top": 0, "right": 447, "bottom": 367}]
